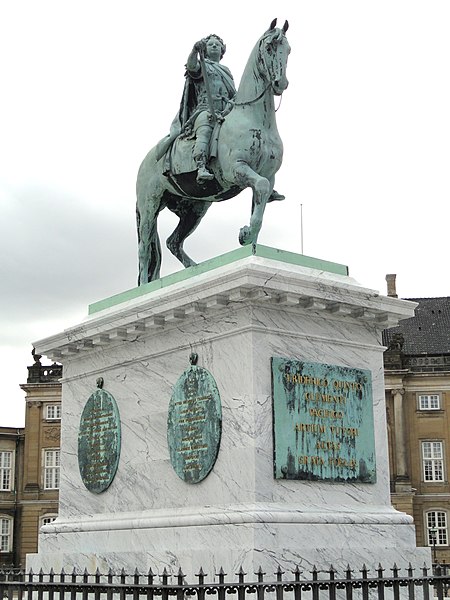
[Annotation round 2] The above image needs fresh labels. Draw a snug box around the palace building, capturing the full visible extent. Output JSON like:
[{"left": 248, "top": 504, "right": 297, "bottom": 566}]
[
  {"left": 384, "top": 276, "right": 450, "bottom": 564},
  {"left": 0, "top": 352, "right": 61, "bottom": 568}
]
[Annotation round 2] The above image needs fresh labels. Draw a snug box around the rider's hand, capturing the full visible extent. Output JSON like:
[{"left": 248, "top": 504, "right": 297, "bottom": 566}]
[{"left": 194, "top": 40, "right": 205, "bottom": 53}]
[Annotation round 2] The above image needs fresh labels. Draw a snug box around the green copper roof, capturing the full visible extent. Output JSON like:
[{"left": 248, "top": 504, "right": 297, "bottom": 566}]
[{"left": 88, "top": 245, "right": 349, "bottom": 315}]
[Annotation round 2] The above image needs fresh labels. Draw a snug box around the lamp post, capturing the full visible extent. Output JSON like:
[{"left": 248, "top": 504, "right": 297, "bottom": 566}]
[{"left": 430, "top": 528, "right": 437, "bottom": 567}]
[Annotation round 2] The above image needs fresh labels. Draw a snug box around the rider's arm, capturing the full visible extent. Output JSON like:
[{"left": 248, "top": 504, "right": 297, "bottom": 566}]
[{"left": 186, "top": 41, "right": 203, "bottom": 76}]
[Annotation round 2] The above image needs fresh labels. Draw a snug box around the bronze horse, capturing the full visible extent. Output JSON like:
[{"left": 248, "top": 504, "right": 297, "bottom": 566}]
[{"left": 136, "top": 20, "right": 290, "bottom": 284}]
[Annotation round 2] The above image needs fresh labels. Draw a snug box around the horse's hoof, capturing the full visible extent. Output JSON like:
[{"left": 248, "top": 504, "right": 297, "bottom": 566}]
[{"left": 239, "top": 226, "right": 252, "bottom": 246}]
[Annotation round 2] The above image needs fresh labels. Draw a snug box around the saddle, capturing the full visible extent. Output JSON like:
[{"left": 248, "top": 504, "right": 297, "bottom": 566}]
[{"left": 157, "top": 123, "right": 239, "bottom": 200}]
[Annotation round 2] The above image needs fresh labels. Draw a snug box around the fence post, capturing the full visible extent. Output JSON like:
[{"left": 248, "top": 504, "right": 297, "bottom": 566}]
[
  {"left": 146, "top": 568, "right": 154, "bottom": 600},
  {"left": 376, "top": 564, "right": 385, "bottom": 600},
  {"left": 328, "top": 565, "right": 336, "bottom": 600},
  {"left": 106, "top": 568, "right": 114, "bottom": 600},
  {"left": 161, "top": 567, "right": 169, "bottom": 600},
  {"left": 311, "top": 566, "right": 319, "bottom": 600},
  {"left": 345, "top": 565, "right": 353, "bottom": 600},
  {"left": 133, "top": 568, "right": 140, "bottom": 600},
  {"left": 217, "top": 567, "right": 226, "bottom": 600},
  {"left": 119, "top": 568, "right": 126, "bottom": 600},
  {"left": 256, "top": 566, "right": 265, "bottom": 600},
  {"left": 276, "top": 565, "right": 284, "bottom": 600},
  {"left": 293, "top": 566, "right": 302, "bottom": 600},
  {"left": 391, "top": 563, "right": 400, "bottom": 600},
  {"left": 421, "top": 564, "right": 430, "bottom": 600},
  {"left": 360, "top": 564, "right": 369, "bottom": 600},
  {"left": 196, "top": 567, "right": 206, "bottom": 600},
  {"left": 407, "top": 563, "right": 415, "bottom": 600},
  {"left": 435, "top": 564, "right": 444, "bottom": 600},
  {"left": 176, "top": 567, "right": 185, "bottom": 600},
  {"left": 236, "top": 566, "right": 246, "bottom": 600}
]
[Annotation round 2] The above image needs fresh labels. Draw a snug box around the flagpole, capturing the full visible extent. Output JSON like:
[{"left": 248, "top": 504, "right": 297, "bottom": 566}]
[{"left": 300, "top": 203, "right": 304, "bottom": 254}]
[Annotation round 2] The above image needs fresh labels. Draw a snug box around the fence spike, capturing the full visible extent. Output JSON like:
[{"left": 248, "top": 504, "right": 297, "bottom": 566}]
[
  {"left": 276, "top": 565, "right": 285, "bottom": 578},
  {"left": 236, "top": 566, "right": 246, "bottom": 576},
  {"left": 161, "top": 567, "right": 169, "bottom": 585},
  {"left": 293, "top": 565, "right": 301, "bottom": 580},
  {"left": 218, "top": 566, "right": 226, "bottom": 576},
  {"left": 177, "top": 567, "right": 185, "bottom": 578},
  {"left": 196, "top": 566, "right": 206, "bottom": 583}
]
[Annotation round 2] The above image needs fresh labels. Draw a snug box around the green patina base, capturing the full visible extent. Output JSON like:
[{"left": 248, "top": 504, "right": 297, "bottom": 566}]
[{"left": 89, "top": 245, "right": 349, "bottom": 315}]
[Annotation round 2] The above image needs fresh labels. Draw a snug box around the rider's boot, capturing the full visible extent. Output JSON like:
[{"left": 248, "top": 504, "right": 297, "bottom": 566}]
[
  {"left": 196, "top": 153, "right": 214, "bottom": 183},
  {"left": 194, "top": 124, "right": 214, "bottom": 183}
]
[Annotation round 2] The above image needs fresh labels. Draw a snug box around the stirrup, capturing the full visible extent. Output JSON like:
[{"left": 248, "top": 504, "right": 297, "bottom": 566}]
[{"left": 196, "top": 167, "right": 214, "bottom": 183}]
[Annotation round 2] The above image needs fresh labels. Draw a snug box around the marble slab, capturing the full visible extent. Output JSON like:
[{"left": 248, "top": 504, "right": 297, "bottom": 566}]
[{"left": 28, "top": 252, "right": 430, "bottom": 574}]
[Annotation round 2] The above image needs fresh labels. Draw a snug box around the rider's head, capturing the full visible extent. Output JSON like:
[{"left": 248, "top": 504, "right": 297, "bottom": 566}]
[{"left": 203, "top": 34, "right": 226, "bottom": 60}]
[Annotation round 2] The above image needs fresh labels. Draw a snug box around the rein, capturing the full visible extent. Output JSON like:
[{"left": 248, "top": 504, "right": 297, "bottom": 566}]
[
  {"left": 234, "top": 34, "right": 286, "bottom": 108},
  {"left": 234, "top": 82, "right": 272, "bottom": 107}
]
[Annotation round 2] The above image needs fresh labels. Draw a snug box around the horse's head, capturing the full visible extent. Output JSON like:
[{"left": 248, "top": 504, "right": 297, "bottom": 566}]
[{"left": 259, "top": 19, "right": 290, "bottom": 96}]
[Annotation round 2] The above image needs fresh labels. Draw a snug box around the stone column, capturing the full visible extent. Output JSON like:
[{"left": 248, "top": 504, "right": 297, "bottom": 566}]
[{"left": 391, "top": 388, "right": 408, "bottom": 480}]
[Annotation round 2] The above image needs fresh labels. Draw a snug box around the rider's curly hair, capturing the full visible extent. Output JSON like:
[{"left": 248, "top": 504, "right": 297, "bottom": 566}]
[{"left": 203, "top": 34, "right": 226, "bottom": 58}]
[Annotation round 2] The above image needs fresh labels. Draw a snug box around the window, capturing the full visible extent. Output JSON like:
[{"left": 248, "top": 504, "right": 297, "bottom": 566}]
[
  {"left": 40, "top": 514, "right": 57, "bottom": 528},
  {"left": 0, "top": 451, "right": 12, "bottom": 491},
  {"left": 0, "top": 517, "right": 12, "bottom": 552},
  {"left": 43, "top": 449, "right": 60, "bottom": 489},
  {"left": 419, "top": 395, "right": 440, "bottom": 410},
  {"left": 427, "top": 511, "right": 448, "bottom": 546},
  {"left": 45, "top": 404, "right": 61, "bottom": 420},
  {"left": 422, "top": 442, "right": 444, "bottom": 481}
]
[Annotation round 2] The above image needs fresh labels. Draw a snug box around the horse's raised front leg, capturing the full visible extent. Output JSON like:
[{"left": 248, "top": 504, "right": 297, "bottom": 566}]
[
  {"left": 233, "top": 161, "right": 271, "bottom": 246},
  {"left": 166, "top": 198, "right": 212, "bottom": 268}
]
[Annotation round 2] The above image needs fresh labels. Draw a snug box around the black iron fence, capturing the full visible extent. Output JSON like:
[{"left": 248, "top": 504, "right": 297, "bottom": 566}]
[{"left": 1, "top": 564, "right": 450, "bottom": 600}]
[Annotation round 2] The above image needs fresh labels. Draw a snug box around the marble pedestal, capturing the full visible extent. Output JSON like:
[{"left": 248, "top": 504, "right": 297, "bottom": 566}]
[{"left": 28, "top": 247, "right": 430, "bottom": 576}]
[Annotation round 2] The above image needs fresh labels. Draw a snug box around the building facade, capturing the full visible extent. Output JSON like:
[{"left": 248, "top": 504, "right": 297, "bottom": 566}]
[
  {"left": 384, "top": 285, "right": 450, "bottom": 564},
  {"left": 0, "top": 352, "right": 61, "bottom": 568}
]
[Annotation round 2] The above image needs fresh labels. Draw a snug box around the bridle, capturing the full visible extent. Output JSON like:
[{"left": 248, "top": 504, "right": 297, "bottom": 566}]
[{"left": 235, "top": 26, "right": 289, "bottom": 108}]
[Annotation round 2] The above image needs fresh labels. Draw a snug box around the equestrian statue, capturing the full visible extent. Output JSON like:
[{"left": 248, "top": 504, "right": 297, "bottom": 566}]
[{"left": 136, "top": 19, "right": 290, "bottom": 284}]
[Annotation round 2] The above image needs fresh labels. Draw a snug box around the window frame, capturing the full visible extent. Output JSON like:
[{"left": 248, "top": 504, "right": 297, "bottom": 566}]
[
  {"left": 43, "top": 448, "right": 60, "bottom": 490},
  {"left": 0, "top": 515, "right": 13, "bottom": 553},
  {"left": 44, "top": 403, "right": 61, "bottom": 421},
  {"left": 426, "top": 510, "right": 449, "bottom": 547},
  {"left": 418, "top": 394, "right": 441, "bottom": 411},
  {"left": 0, "top": 450, "right": 13, "bottom": 492},
  {"left": 422, "top": 441, "right": 445, "bottom": 482},
  {"left": 40, "top": 514, "right": 58, "bottom": 528}
]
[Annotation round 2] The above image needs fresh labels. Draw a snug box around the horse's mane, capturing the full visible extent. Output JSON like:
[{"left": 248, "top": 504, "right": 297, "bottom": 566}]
[{"left": 236, "top": 22, "right": 289, "bottom": 102}]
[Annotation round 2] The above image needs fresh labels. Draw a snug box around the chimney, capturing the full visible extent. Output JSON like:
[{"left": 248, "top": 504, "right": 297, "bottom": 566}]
[{"left": 386, "top": 274, "right": 398, "bottom": 298}]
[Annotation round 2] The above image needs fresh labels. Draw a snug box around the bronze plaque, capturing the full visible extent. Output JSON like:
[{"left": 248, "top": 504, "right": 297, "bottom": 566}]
[
  {"left": 167, "top": 365, "right": 222, "bottom": 483},
  {"left": 78, "top": 388, "right": 121, "bottom": 493}
]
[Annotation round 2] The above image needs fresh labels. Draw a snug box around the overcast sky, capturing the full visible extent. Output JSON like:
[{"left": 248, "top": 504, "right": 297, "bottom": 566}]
[{"left": 1, "top": 1, "right": 449, "bottom": 426}]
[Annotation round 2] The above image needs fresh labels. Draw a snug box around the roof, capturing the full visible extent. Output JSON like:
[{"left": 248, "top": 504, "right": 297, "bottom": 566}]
[{"left": 383, "top": 297, "right": 450, "bottom": 355}]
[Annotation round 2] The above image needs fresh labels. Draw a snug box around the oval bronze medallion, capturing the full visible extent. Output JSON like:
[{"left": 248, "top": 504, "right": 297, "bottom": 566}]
[
  {"left": 78, "top": 388, "right": 121, "bottom": 493},
  {"left": 167, "top": 365, "right": 222, "bottom": 483}
]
